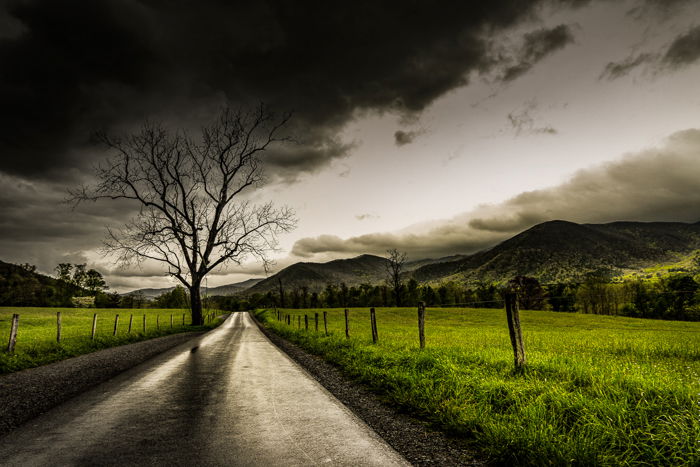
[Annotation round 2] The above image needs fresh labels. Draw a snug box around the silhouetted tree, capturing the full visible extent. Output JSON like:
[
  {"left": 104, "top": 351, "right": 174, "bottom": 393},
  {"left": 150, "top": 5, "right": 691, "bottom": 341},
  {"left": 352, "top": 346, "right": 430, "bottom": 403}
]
[
  {"left": 72, "top": 264, "right": 88, "bottom": 290},
  {"left": 71, "top": 105, "right": 296, "bottom": 324},
  {"left": 385, "top": 248, "right": 406, "bottom": 306},
  {"left": 55, "top": 263, "right": 73, "bottom": 283},
  {"left": 277, "top": 277, "right": 286, "bottom": 308},
  {"left": 85, "top": 269, "right": 108, "bottom": 295}
]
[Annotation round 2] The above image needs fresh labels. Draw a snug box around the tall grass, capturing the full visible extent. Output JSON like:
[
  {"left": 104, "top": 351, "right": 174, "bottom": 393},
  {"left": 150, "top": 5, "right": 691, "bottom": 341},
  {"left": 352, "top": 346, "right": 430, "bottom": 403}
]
[
  {"left": 260, "top": 307, "right": 700, "bottom": 465},
  {"left": 0, "top": 307, "right": 222, "bottom": 374}
]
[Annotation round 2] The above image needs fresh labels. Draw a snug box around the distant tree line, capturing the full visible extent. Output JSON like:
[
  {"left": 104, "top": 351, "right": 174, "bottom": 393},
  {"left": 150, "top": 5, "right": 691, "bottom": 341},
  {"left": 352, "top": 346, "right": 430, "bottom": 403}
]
[
  {"left": 0, "top": 261, "right": 112, "bottom": 307},
  {"left": 3, "top": 258, "right": 699, "bottom": 320},
  {"left": 210, "top": 272, "right": 700, "bottom": 321}
]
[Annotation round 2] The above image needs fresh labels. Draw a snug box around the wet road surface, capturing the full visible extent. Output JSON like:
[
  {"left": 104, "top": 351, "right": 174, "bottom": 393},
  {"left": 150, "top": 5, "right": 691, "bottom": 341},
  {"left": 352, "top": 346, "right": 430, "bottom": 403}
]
[{"left": 0, "top": 312, "right": 408, "bottom": 466}]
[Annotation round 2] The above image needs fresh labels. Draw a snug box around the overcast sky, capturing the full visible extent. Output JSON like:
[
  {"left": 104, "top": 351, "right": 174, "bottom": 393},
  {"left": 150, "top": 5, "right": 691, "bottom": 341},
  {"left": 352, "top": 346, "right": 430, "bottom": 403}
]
[{"left": 1, "top": 0, "right": 700, "bottom": 292}]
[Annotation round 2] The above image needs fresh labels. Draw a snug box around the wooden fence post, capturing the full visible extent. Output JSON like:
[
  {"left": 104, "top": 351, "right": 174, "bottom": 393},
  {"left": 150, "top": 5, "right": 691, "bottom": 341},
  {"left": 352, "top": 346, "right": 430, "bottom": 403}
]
[
  {"left": 323, "top": 311, "right": 328, "bottom": 336},
  {"left": 505, "top": 292, "right": 526, "bottom": 369},
  {"left": 182, "top": 313, "right": 186, "bottom": 325},
  {"left": 156, "top": 315, "right": 160, "bottom": 330},
  {"left": 304, "top": 314, "right": 308, "bottom": 331},
  {"left": 344, "top": 308, "right": 350, "bottom": 339},
  {"left": 7, "top": 314, "right": 19, "bottom": 353},
  {"left": 370, "top": 307, "right": 378, "bottom": 344},
  {"left": 143, "top": 314, "right": 147, "bottom": 333},
  {"left": 91, "top": 313, "right": 97, "bottom": 340},
  {"left": 170, "top": 314, "right": 173, "bottom": 329},
  {"left": 56, "top": 311, "right": 62, "bottom": 343},
  {"left": 314, "top": 313, "right": 319, "bottom": 332},
  {"left": 128, "top": 314, "right": 133, "bottom": 334},
  {"left": 113, "top": 314, "right": 119, "bottom": 336},
  {"left": 418, "top": 301, "right": 426, "bottom": 349},
  {"left": 297, "top": 315, "right": 301, "bottom": 329}
]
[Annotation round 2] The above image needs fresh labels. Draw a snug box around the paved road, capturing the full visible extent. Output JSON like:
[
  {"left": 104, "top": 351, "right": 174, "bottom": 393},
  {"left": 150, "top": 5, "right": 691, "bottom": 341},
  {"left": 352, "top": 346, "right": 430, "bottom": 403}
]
[{"left": 0, "top": 312, "right": 408, "bottom": 466}]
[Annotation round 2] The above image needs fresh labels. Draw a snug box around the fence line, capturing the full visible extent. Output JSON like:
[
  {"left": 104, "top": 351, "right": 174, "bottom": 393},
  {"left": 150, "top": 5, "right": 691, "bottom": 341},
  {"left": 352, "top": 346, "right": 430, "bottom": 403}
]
[
  {"left": 1, "top": 310, "right": 216, "bottom": 353},
  {"left": 271, "top": 298, "right": 530, "bottom": 370}
]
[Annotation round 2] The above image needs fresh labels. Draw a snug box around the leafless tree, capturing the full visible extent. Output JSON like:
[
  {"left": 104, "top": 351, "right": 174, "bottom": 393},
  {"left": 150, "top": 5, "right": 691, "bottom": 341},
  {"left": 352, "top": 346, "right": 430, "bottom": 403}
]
[
  {"left": 385, "top": 248, "right": 407, "bottom": 307},
  {"left": 71, "top": 105, "right": 296, "bottom": 324}
]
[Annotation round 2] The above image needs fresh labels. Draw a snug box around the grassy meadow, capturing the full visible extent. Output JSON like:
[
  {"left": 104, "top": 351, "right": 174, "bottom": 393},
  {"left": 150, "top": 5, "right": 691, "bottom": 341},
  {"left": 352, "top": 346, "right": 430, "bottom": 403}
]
[
  {"left": 0, "top": 307, "right": 223, "bottom": 374},
  {"left": 259, "top": 307, "right": 700, "bottom": 466}
]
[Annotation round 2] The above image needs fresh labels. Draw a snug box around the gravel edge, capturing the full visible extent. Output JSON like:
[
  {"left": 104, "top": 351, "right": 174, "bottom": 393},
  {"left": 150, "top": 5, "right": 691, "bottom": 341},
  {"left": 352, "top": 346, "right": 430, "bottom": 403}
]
[
  {"left": 0, "top": 331, "right": 203, "bottom": 437},
  {"left": 253, "top": 315, "right": 485, "bottom": 466}
]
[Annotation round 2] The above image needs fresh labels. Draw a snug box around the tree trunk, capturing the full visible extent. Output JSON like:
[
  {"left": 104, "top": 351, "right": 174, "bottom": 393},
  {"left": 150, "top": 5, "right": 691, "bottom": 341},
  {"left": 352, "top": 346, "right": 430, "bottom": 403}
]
[{"left": 190, "top": 283, "right": 203, "bottom": 325}]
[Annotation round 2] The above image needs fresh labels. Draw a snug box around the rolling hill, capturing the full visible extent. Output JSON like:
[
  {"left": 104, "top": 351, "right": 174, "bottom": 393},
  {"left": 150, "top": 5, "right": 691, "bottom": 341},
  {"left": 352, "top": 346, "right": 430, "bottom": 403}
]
[
  {"left": 410, "top": 220, "right": 700, "bottom": 284},
  {"left": 0, "top": 260, "right": 83, "bottom": 306},
  {"left": 245, "top": 254, "right": 391, "bottom": 294},
  {"left": 127, "top": 278, "right": 264, "bottom": 299}
]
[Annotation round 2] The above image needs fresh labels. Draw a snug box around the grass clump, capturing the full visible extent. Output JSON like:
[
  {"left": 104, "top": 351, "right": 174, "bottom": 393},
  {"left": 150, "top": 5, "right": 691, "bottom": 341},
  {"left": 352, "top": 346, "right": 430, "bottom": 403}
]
[{"left": 259, "top": 307, "right": 700, "bottom": 466}]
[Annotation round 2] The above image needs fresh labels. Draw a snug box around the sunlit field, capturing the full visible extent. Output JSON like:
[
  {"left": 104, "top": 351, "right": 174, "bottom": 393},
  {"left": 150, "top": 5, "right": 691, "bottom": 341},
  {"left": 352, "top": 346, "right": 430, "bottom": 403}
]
[
  {"left": 0, "top": 307, "right": 223, "bottom": 374},
  {"left": 260, "top": 307, "right": 700, "bottom": 466}
]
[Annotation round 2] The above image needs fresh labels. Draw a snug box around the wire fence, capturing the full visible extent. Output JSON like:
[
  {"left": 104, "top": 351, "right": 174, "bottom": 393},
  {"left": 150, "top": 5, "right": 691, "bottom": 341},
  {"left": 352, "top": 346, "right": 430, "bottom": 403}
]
[
  {"left": 0, "top": 309, "right": 202, "bottom": 353},
  {"left": 269, "top": 297, "right": 529, "bottom": 369}
]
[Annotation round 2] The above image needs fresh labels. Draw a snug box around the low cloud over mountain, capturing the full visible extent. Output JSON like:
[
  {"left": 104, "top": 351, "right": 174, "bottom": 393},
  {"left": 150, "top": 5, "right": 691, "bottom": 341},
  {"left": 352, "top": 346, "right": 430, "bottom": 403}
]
[{"left": 292, "top": 128, "right": 700, "bottom": 260}]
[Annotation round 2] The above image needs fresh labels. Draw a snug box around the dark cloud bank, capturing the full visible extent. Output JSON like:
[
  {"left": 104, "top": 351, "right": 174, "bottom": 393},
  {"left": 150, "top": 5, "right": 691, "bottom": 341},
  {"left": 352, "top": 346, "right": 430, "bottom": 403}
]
[
  {"left": 292, "top": 129, "right": 700, "bottom": 260},
  {"left": 499, "top": 24, "right": 575, "bottom": 82},
  {"left": 0, "top": 0, "right": 695, "bottom": 282},
  {"left": 0, "top": 0, "right": 587, "bottom": 182}
]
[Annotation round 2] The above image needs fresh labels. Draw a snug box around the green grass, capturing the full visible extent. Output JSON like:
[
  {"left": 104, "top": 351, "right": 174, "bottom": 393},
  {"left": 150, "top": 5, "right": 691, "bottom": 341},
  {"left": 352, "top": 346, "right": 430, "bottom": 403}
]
[
  {"left": 0, "top": 307, "right": 224, "bottom": 374},
  {"left": 259, "top": 307, "right": 700, "bottom": 466}
]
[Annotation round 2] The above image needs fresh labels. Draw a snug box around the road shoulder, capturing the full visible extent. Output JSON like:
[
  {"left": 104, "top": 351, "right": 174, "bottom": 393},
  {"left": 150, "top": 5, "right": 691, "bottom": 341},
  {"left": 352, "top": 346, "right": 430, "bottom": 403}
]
[
  {"left": 0, "top": 331, "right": 203, "bottom": 437},
  {"left": 253, "top": 316, "right": 484, "bottom": 466}
]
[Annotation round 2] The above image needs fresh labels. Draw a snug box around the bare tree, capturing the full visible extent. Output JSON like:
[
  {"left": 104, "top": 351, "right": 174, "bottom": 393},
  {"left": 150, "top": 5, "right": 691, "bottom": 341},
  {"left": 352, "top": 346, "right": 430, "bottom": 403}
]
[
  {"left": 385, "top": 248, "right": 407, "bottom": 307},
  {"left": 71, "top": 105, "right": 296, "bottom": 324}
]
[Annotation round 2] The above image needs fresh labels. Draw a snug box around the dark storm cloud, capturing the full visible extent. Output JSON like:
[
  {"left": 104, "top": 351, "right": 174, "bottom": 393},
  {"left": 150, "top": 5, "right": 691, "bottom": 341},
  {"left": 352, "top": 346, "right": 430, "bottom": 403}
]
[
  {"left": 500, "top": 24, "right": 576, "bottom": 82},
  {"left": 394, "top": 130, "right": 424, "bottom": 147},
  {"left": 0, "top": 172, "right": 139, "bottom": 274},
  {"left": 663, "top": 25, "right": 700, "bottom": 69},
  {"left": 599, "top": 53, "right": 655, "bottom": 80},
  {"left": 0, "top": 0, "right": 587, "bottom": 181},
  {"left": 291, "top": 129, "right": 700, "bottom": 259}
]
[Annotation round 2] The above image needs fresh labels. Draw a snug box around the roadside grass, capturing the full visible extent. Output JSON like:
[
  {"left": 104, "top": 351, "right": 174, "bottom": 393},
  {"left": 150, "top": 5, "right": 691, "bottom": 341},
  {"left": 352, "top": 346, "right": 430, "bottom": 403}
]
[
  {"left": 258, "top": 307, "right": 700, "bottom": 466},
  {"left": 0, "top": 307, "right": 225, "bottom": 374}
]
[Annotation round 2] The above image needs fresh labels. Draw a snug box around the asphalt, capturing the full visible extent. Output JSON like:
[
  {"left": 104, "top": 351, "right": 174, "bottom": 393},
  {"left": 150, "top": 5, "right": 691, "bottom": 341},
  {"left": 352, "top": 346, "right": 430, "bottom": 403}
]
[{"left": 0, "top": 312, "right": 409, "bottom": 466}]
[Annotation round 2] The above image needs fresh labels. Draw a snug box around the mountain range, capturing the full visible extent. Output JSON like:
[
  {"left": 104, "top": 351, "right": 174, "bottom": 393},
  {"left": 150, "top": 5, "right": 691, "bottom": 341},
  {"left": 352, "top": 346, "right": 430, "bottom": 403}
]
[
  {"left": 127, "top": 220, "right": 700, "bottom": 296},
  {"left": 127, "top": 278, "right": 264, "bottom": 299},
  {"left": 410, "top": 220, "right": 700, "bottom": 284}
]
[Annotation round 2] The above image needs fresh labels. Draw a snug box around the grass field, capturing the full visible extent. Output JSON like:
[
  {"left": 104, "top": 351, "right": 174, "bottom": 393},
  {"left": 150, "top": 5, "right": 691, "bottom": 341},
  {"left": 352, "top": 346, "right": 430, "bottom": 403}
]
[
  {"left": 259, "top": 307, "right": 700, "bottom": 466},
  {"left": 0, "top": 307, "right": 223, "bottom": 374}
]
